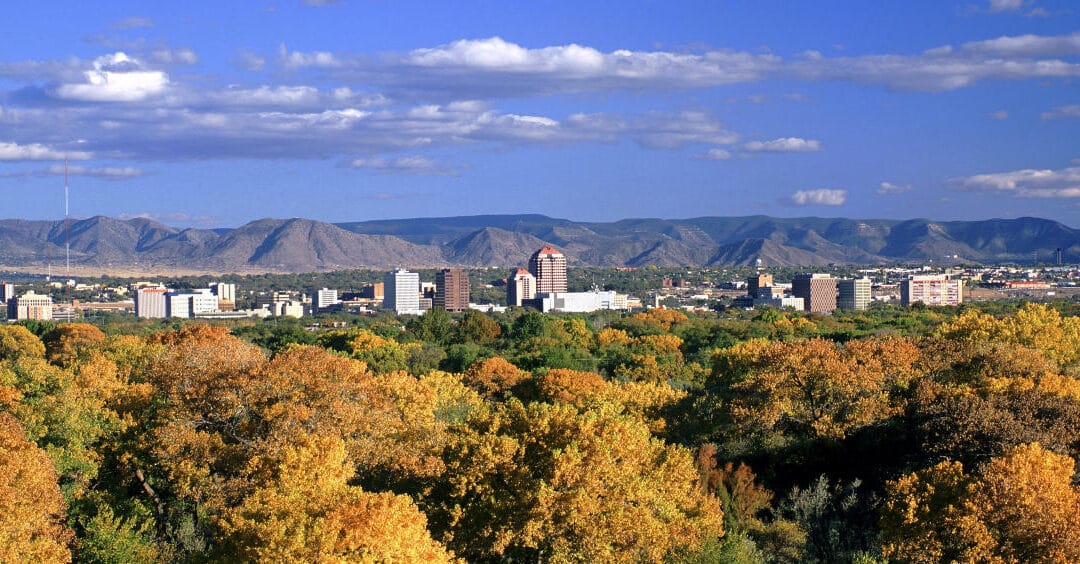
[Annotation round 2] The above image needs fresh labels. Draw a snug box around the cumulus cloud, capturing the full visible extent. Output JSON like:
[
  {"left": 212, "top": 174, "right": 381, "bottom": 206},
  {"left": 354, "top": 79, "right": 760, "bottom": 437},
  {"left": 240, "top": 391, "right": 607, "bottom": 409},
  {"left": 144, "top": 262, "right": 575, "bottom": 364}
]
[
  {"left": 279, "top": 44, "right": 339, "bottom": 68},
  {"left": 0, "top": 141, "right": 91, "bottom": 161},
  {"left": 698, "top": 148, "right": 732, "bottom": 160},
  {"left": 952, "top": 166, "right": 1080, "bottom": 198},
  {"left": 1042, "top": 104, "right": 1080, "bottom": 119},
  {"left": 54, "top": 52, "right": 169, "bottom": 102},
  {"left": 878, "top": 181, "right": 913, "bottom": 194},
  {"left": 790, "top": 188, "right": 848, "bottom": 206},
  {"left": 346, "top": 155, "right": 457, "bottom": 175},
  {"left": 743, "top": 137, "right": 821, "bottom": 153}
]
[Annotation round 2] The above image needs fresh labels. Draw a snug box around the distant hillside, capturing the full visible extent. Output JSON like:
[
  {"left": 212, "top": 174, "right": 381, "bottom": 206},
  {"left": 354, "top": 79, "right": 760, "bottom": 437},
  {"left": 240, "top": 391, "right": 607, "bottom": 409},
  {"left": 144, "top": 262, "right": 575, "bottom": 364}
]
[{"left": 0, "top": 214, "right": 1076, "bottom": 273}]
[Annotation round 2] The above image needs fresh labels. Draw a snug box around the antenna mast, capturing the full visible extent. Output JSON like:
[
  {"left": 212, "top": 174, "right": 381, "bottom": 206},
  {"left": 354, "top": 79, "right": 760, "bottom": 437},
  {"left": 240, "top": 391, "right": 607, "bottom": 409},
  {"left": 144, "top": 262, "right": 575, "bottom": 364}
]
[{"left": 64, "top": 159, "right": 70, "bottom": 276}]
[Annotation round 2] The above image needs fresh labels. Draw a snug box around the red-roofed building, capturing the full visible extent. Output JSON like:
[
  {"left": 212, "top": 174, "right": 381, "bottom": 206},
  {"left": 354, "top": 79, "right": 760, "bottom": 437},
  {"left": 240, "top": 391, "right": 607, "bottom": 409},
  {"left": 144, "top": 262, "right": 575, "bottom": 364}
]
[
  {"left": 529, "top": 245, "right": 567, "bottom": 294},
  {"left": 508, "top": 267, "right": 536, "bottom": 307}
]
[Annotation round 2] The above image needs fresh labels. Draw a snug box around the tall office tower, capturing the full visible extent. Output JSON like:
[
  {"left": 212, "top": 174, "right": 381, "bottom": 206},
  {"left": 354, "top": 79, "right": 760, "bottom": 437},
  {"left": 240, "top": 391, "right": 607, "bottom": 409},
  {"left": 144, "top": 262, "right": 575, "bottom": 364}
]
[
  {"left": 313, "top": 287, "right": 339, "bottom": 313},
  {"left": 747, "top": 273, "right": 773, "bottom": 295},
  {"left": 8, "top": 291, "right": 53, "bottom": 321},
  {"left": 792, "top": 273, "right": 838, "bottom": 313},
  {"left": 0, "top": 281, "right": 13, "bottom": 319},
  {"left": 134, "top": 287, "right": 169, "bottom": 318},
  {"left": 529, "top": 245, "right": 567, "bottom": 294},
  {"left": 435, "top": 269, "right": 470, "bottom": 312},
  {"left": 837, "top": 277, "right": 872, "bottom": 310},
  {"left": 901, "top": 275, "right": 963, "bottom": 306},
  {"left": 384, "top": 268, "right": 422, "bottom": 315},
  {"left": 507, "top": 268, "right": 536, "bottom": 307}
]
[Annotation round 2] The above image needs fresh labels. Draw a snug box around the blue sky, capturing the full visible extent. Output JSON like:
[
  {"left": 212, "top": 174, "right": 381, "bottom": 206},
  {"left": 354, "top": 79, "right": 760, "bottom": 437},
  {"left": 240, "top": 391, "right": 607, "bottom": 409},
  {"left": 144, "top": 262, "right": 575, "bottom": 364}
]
[{"left": 1, "top": 0, "right": 1078, "bottom": 227}]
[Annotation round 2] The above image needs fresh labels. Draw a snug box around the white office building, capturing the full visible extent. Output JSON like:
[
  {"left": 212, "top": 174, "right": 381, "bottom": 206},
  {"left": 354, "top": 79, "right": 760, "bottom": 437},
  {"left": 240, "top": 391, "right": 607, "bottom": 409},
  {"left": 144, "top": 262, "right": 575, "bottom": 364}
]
[
  {"left": 313, "top": 288, "right": 339, "bottom": 313},
  {"left": 384, "top": 269, "right": 422, "bottom": 315},
  {"left": 537, "top": 291, "right": 627, "bottom": 313},
  {"left": 166, "top": 289, "right": 219, "bottom": 319},
  {"left": 134, "top": 287, "right": 169, "bottom": 318}
]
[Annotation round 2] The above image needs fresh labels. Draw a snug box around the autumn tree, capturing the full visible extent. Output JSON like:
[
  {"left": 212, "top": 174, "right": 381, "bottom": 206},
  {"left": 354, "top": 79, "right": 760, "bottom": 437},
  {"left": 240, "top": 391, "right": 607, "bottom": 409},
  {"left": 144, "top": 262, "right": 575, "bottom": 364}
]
[
  {"left": 0, "top": 324, "right": 46, "bottom": 361},
  {"left": 427, "top": 399, "right": 724, "bottom": 562},
  {"left": 41, "top": 323, "right": 106, "bottom": 367},
  {"left": 881, "top": 443, "right": 1080, "bottom": 562},
  {"left": 217, "top": 434, "right": 456, "bottom": 562},
  {"left": 711, "top": 337, "right": 914, "bottom": 444},
  {"left": 461, "top": 356, "right": 527, "bottom": 400},
  {"left": 0, "top": 412, "right": 74, "bottom": 563}
]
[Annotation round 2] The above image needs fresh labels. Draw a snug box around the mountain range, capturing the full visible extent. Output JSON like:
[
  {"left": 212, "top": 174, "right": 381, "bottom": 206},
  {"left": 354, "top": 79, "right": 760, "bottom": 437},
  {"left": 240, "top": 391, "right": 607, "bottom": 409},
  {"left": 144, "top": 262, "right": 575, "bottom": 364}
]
[{"left": 0, "top": 214, "right": 1077, "bottom": 273}]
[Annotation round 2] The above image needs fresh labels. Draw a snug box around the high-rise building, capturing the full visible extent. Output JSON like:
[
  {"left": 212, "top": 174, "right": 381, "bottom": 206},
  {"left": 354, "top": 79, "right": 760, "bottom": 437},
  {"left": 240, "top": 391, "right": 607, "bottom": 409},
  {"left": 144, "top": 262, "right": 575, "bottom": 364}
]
[
  {"left": 0, "top": 281, "right": 14, "bottom": 320},
  {"left": 507, "top": 268, "right": 536, "bottom": 307},
  {"left": 8, "top": 291, "right": 53, "bottom": 321},
  {"left": 792, "top": 273, "right": 838, "bottom": 313},
  {"left": 435, "top": 269, "right": 470, "bottom": 312},
  {"left": 747, "top": 273, "right": 773, "bottom": 295},
  {"left": 837, "top": 278, "right": 872, "bottom": 310},
  {"left": 313, "top": 288, "right": 339, "bottom": 314},
  {"left": 134, "top": 287, "right": 169, "bottom": 318},
  {"left": 901, "top": 275, "right": 963, "bottom": 306},
  {"left": 529, "top": 245, "right": 567, "bottom": 294},
  {"left": 384, "top": 269, "right": 422, "bottom": 315}
]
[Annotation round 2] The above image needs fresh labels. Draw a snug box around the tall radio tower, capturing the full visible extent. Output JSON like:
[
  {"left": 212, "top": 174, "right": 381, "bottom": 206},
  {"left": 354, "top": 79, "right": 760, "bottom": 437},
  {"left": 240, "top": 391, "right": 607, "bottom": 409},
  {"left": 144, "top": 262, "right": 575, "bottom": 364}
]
[{"left": 64, "top": 158, "right": 70, "bottom": 276}]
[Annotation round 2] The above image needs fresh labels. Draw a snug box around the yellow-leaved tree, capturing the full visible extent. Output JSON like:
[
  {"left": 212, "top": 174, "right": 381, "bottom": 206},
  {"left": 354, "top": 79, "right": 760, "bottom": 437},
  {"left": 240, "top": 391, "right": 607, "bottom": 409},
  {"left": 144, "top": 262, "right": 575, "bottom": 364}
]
[
  {"left": 0, "top": 412, "right": 74, "bottom": 563},
  {"left": 881, "top": 442, "right": 1080, "bottom": 562},
  {"left": 217, "top": 434, "right": 456, "bottom": 563},
  {"left": 429, "top": 399, "right": 724, "bottom": 562}
]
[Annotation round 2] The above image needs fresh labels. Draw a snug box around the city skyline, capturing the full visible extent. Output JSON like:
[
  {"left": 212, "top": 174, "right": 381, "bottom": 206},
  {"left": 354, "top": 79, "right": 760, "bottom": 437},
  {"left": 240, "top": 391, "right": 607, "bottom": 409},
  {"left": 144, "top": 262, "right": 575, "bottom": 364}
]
[{"left": 1, "top": 1, "right": 1079, "bottom": 227}]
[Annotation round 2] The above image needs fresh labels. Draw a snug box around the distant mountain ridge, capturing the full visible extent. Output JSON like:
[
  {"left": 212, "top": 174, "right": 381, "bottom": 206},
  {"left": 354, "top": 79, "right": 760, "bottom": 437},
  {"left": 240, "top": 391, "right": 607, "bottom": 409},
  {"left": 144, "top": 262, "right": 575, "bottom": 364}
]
[{"left": 0, "top": 214, "right": 1077, "bottom": 272}]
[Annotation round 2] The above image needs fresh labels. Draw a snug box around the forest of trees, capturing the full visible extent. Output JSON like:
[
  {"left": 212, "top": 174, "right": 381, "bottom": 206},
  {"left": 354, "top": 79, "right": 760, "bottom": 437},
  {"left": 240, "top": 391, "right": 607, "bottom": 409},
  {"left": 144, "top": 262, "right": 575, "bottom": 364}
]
[{"left": 4, "top": 300, "right": 1080, "bottom": 562}]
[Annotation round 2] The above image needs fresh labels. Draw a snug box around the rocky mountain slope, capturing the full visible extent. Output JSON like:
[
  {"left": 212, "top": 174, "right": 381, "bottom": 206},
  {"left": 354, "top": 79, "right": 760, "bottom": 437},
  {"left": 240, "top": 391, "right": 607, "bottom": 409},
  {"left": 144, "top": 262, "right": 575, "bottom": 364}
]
[{"left": 0, "top": 214, "right": 1076, "bottom": 272}]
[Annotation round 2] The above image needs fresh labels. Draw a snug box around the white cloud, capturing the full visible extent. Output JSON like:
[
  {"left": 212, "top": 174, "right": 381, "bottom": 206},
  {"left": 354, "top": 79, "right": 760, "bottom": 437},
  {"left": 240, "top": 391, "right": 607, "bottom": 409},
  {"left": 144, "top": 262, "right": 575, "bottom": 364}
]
[
  {"left": 279, "top": 44, "right": 339, "bottom": 68},
  {"left": 990, "top": 110, "right": 1009, "bottom": 120},
  {"left": 346, "top": 155, "right": 457, "bottom": 176},
  {"left": 790, "top": 188, "right": 847, "bottom": 206},
  {"left": 961, "top": 31, "right": 1080, "bottom": 57},
  {"left": 1042, "top": 104, "right": 1080, "bottom": 119},
  {"left": 54, "top": 52, "right": 169, "bottom": 102},
  {"left": 743, "top": 137, "right": 821, "bottom": 153},
  {"left": 1, "top": 164, "right": 143, "bottom": 180},
  {"left": 699, "top": 148, "right": 732, "bottom": 160},
  {"left": 952, "top": 166, "right": 1080, "bottom": 197},
  {"left": 988, "top": 0, "right": 1024, "bottom": 12},
  {"left": 878, "top": 181, "right": 913, "bottom": 194},
  {"left": 0, "top": 141, "right": 91, "bottom": 161}
]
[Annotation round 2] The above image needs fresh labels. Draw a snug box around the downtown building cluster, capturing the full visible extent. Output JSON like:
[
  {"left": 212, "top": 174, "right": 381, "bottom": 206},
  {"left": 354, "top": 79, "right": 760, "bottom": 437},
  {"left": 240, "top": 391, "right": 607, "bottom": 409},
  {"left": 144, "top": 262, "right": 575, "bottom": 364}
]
[
  {"left": 507, "top": 246, "right": 629, "bottom": 313},
  {"left": 733, "top": 272, "right": 962, "bottom": 313}
]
